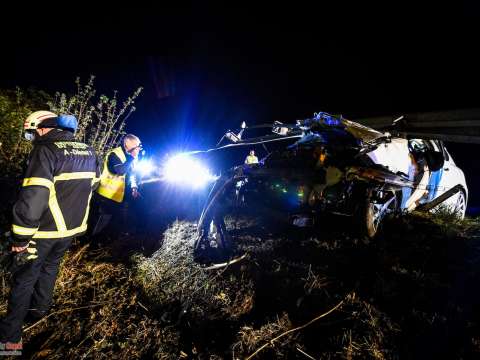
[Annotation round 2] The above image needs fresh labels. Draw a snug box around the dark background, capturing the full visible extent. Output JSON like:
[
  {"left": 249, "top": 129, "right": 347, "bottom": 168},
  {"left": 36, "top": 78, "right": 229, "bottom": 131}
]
[{"left": 2, "top": 5, "right": 479, "bottom": 213}]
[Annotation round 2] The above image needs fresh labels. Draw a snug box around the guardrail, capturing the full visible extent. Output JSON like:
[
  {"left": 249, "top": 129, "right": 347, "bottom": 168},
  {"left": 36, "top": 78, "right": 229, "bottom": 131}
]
[{"left": 354, "top": 109, "right": 480, "bottom": 144}]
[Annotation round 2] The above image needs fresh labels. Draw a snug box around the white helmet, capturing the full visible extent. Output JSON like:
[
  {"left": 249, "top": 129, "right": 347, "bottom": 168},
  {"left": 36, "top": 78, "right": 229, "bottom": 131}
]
[{"left": 24, "top": 111, "right": 57, "bottom": 131}]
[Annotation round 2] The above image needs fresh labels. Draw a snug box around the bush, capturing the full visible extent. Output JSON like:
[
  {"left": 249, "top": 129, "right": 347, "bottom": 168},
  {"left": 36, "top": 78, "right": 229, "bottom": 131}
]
[
  {"left": 0, "top": 76, "right": 143, "bottom": 176},
  {"left": 0, "top": 88, "right": 50, "bottom": 175},
  {"left": 48, "top": 76, "right": 143, "bottom": 157}
]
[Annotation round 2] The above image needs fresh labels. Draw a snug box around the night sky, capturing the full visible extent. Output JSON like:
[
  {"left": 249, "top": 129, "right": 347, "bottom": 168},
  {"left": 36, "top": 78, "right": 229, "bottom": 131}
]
[{"left": 2, "top": 6, "right": 480, "bottom": 207}]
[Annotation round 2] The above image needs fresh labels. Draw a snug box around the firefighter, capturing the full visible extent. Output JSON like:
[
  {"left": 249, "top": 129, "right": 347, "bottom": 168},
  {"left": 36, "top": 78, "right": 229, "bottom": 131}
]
[
  {"left": 92, "top": 134, "right": 142, "bottom": 238},
  {"left": 0, "top": 111, "right": 100, "bottom": 345},
  {"left": 244, "top": 149, "right": 259, "bottom": 165}
]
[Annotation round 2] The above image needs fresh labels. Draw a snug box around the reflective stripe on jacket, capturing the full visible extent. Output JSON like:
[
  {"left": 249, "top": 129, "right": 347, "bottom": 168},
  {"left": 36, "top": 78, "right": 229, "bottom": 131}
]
[{"left": 11, "top": 130, "right": 100, "bottom": 245}]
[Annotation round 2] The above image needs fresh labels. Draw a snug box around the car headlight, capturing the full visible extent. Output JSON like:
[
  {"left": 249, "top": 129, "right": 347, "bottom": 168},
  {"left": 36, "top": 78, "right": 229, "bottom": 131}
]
[{"left": 164, "top": 154, "right": 217, "bottom": 188}]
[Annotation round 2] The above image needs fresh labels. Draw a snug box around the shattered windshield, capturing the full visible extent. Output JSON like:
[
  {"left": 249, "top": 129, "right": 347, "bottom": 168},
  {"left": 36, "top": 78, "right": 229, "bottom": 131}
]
[{"left": 342, "top": 119, "right": 385, "bottom": 143}]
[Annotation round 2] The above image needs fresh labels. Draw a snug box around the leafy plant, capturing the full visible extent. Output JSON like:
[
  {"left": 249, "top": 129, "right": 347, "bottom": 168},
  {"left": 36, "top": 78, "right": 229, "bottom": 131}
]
[
  {"left": 0, "top": 87, "right": 50, "bottom": 175},
  {"left": 48, "top": 75, "right": 143, "bottom": 157}
]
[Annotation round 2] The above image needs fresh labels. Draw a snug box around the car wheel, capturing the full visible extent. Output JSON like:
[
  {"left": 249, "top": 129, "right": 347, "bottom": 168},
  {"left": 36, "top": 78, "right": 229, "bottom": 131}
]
[
  {"left": 364, "top": 191, "right": 398, "bottom": 238},
  {"left": 453, "top": 191, "right": 467, "bottom": 219}
]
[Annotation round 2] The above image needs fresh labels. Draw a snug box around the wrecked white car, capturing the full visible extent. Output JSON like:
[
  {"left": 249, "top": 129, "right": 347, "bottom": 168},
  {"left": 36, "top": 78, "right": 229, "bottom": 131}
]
[{"left": 193, "top": 112, "right": 468, "bottom": 261}]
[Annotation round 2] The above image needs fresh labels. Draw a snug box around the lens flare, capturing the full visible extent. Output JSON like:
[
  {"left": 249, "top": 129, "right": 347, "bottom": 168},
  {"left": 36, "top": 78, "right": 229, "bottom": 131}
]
[
  {"left": 164, "top": 154, "right": 217, "bottom": 188},
  {"left": 135, "top": 159, "right": 155, "bottom": 177}
]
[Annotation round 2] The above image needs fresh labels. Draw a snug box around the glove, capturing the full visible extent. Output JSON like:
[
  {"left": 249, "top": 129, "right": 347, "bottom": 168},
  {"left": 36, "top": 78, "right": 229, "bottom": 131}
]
[
  {"left": 1, "top": 234, "right": 37, "bottom": 272},
  {"left": 7, "top": 241, "right": 38, "bottom": 272},
  {"left": 15, "top": 240, "right": 38, "bottom": 266}
]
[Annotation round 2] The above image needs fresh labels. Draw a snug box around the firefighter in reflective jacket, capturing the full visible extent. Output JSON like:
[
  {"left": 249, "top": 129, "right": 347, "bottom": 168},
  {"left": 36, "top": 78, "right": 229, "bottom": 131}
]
[
  {"left": 0, "top": 111, "right": 100, "bottom": 344},
  {"left": 97, "top": 134, "right": 141, "bottom": 203},
  {"left": 91, "top": 134, "right": 141, "bottom": 237},
  {"left": 245, "top": 149, "right": 259, "bottom": 165}
]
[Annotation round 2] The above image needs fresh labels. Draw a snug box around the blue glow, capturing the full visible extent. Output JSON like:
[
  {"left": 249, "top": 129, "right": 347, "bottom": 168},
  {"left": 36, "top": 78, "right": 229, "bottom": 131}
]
[{"left": 314, "top": 112, "right": 342, "bottom": 126}]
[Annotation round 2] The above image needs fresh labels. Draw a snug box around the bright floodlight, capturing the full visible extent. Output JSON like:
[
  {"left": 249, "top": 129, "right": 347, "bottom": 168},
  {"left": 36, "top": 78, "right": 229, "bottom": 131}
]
[
  {"left": 164, "top": 154, "right": 217, "bottom": 188},
  {"left": 135, "top": 159, "right": 155, "bottom": 177}
]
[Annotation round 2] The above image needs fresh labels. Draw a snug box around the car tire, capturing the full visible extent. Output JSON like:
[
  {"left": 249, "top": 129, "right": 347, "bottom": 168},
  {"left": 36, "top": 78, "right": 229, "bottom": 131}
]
[
  {"left": 363, "top": 190, "right": 398, "bottom": 238},
  {"left": 453, "top": 190, "right": 467, "bottom": 219}
]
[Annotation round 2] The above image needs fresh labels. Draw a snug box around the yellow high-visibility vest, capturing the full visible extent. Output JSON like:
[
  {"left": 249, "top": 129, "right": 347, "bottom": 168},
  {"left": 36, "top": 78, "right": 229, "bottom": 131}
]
[
  {"left": 245, "top": 155, "right": 259, "bottom": 164},
  {"left": 97, "top": 147, "right": 127, "bottom": 203}
]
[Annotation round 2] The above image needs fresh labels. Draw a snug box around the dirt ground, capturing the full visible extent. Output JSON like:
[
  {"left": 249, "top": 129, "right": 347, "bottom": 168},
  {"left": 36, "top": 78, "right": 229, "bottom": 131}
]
[{"left": 1, "top": 208, "right": 480, "bottom": 359}]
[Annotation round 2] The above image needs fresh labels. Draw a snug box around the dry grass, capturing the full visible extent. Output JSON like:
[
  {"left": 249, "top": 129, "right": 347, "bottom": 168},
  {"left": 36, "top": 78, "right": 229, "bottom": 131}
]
[
  {"left": 6, "top": 242, "right": 182, "bottom": 359},
  {"left": 133, "top": 221, "right": 255, "bottom": 321},
  {"left": 337, "top": 295, "right": 400, "bottom": 360},
  {"left": 233, "top": 313, "right": 295, "bottom": 358},
  {"left": 0, "top": 214, "right": 478, "bottom": 359}
]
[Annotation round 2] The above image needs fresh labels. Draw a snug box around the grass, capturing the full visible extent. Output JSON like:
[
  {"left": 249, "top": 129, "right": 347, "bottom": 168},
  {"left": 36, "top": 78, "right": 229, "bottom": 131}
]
[{"left": 0, "top": 212, "right": 479, "bottom": 359}]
